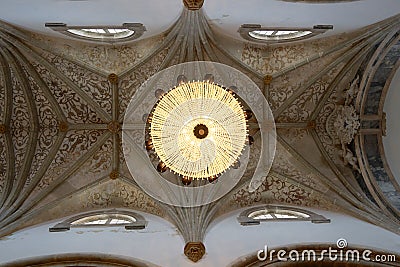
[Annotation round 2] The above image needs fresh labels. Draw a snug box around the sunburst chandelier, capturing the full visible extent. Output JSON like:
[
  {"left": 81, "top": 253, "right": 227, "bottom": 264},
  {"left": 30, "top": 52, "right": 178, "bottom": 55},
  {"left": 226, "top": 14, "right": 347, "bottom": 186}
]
[
  {"left": 147, "top": 80, "right": 248, "bottom": 180},
  {"left": 123, "top": 61, "right": 276, "bottom": 207}
]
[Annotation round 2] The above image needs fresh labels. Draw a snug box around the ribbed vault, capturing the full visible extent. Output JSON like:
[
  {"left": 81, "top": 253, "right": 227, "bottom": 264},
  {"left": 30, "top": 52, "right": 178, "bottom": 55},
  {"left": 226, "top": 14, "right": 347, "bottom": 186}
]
[{"left": 0, "top": 3, "right": 399, "bottom": 263}]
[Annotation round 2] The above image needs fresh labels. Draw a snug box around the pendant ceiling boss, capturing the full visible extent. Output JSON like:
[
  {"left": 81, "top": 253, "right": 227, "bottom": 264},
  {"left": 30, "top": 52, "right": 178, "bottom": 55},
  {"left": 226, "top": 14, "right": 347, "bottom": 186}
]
[{"left": 148, "top": 81, "right": 248, "bottom": 179}]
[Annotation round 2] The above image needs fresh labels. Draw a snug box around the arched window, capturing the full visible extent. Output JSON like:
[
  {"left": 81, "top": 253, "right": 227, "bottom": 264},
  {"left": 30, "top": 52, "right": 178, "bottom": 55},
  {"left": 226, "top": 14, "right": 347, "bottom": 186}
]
[
  {"left": 238, "top": 205, "right": 330, "bottom": 226},
  {"left": 67, "top": 28, "right": 135, "bottom": 40},
  {"left": 45, "top": 23, "right": 146, "bottom": 43},
  {"left": 249, "top": 30, "right": 313, "bottom": 41},
  {"left": 49, "top": 209, "right": 147, "bottom": 232},
  {"left": 71, "top": 213, "right": 137, "bottom": 226},
  {"left": 239, "top": 24, "right": 332, "bottom": 43}
]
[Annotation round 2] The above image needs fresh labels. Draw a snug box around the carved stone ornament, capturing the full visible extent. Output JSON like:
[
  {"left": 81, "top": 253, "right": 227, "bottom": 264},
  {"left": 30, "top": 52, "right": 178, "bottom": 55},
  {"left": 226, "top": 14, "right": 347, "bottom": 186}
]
[
  {"left": 307, "top": 120, "right": 316, "bottom": 129},
  {"left": 326, "top": 105, "right": 360, "bottom": 146},
  {"left": 264, "top": 74, "right": 273, "bottom": 85},
  {"left": 0, "top": 124, "right": 6, "bottom": 134},
  {"left": 108, "top": 121, "right": 120, "bottom": 133},
  {"left": 109, "top": 170, "right": 119, "bottom": 180},
  {"left": 184, "top": 242, "right": 206, "bottom": 262},
  {"left": 183, "top": 0, "right": 204, "bottom": 10},
  {"left": 341, "top": 147, "right": 360, "bottom": 172},
  {"left": 58, "top": 121, "right": 69, "bottom": 132},
  {"left": 344, "top": 75, "right": 359, "bottom": 105},
  {"left": 108, "top": 73, "right": 119, "bottom": 84}
]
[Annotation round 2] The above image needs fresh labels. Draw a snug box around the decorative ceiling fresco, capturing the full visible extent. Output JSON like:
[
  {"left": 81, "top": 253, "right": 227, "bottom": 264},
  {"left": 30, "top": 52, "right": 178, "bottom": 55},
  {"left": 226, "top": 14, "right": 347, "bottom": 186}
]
[{"left": 0, "top": 0, "right": 399, "bottom": 263}]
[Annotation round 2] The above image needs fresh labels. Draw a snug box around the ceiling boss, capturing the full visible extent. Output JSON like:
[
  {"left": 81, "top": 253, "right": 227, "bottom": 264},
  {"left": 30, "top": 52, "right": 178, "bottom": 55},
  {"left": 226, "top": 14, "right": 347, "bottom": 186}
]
[{"left": 147, "top": 80, "right": 248, "bottom": 183}]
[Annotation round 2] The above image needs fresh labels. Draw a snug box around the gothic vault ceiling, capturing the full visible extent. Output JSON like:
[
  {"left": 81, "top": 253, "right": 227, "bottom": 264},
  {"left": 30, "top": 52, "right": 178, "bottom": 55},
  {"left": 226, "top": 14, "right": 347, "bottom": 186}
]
[{"left": 0, "top": 0, "right": 399, "bottom": 263}]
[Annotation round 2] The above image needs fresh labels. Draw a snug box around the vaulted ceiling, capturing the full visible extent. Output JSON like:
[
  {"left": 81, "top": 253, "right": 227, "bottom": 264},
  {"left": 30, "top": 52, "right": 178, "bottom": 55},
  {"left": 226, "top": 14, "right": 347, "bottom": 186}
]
[
  {"left": 0, "top": 0, "right": 399, "bottom": 265},
  {"left": 1, "top": 0, "right": 400, "bottom": 41}
]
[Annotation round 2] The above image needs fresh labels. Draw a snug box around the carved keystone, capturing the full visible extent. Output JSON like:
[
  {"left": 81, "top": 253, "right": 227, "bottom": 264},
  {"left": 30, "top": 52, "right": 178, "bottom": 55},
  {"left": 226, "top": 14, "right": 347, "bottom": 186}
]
[
  {"left": 58, "top": 121, "right": 69, "bottom": 132},
  {"left": 184, "top": 242, "right": 205, "bottom": 262},
  {"left": 108, "top": 121, "right": 120, "bottom": 133},
  {"left": 264, "top": 75, "right": 273, "bottom": 85},
  {"left": 183, "top": 0, "right": 204, "bottom": 10},
  {"left": 307, "top": 120, "right": 316, "bottom": 129},
  {"left": 108, "top": 73, "right": 119, "bottom": 84},
  {"left": 110, "top": 170, "right": 119, "bottom": 180}
]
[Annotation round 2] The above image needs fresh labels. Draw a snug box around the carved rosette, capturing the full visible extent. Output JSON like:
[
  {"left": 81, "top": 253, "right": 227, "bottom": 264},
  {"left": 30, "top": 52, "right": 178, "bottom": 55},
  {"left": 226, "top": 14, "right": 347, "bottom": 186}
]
[
  {"left": 183, "top": 0, "right": 204, "bottom": 10},
  {"left": 107, "top": 121, "right": 120, "bottom": 133},
  {"left": 109, "top": 170, "right": 119, "bottom": 180},
  {"left": 326, "top": 105, "right": 360, "bottom": 146},
  {"left": 184, "top": 242, "right": 206, "bottom": 262},
  {"left": 58, "top": 121, "right": 69, "bottom": 132}
]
